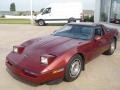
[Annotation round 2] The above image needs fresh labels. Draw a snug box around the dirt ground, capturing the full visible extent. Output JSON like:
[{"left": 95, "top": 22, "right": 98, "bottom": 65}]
[{"left": 0, "top": 24, "right": 120, "bottom": 90}]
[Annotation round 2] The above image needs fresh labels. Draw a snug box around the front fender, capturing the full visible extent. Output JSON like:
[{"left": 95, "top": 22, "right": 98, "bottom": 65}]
[{"left": 42, "top": 47, "right": 86, "bottom": 75}]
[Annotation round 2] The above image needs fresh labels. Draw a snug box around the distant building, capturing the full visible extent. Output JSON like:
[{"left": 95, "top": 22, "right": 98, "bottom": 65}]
[
  {"left": 0, "top": 11, "right": 15, "bottom": 16},
  {"left": 0, "top": 11, "right": 39, "bottom": 17},
  {"left": 94, "top": 0, "right": 120, "bottom": 23}
]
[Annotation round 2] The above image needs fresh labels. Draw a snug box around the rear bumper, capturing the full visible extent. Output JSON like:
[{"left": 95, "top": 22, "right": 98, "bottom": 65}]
[{"left": 6, "top": 60, "right": 64, "bottom": 84}]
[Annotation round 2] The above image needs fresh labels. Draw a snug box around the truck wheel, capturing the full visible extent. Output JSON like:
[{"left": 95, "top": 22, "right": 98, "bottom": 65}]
[
  {"left": 38, "top": 20, "right": 45, "bottom": 26},
  {"left": 64, "top": 54, "right": 83, "bottom": 82},
  {"left": 104, "top": 39, "right": 116, "bottom": 55},
  {"left": 68, "top": 18, "right": 76, "bottom": 23}
]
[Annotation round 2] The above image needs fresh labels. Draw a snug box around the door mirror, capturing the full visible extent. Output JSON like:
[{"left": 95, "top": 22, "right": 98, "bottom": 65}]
[{"left": 95, "top": 35, "right": 101, "bottom": 41}]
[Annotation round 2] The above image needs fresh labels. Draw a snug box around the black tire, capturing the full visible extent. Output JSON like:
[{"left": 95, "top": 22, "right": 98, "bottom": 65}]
[
  {"left": 68, "top": 18, "right": 76, "bottom": 23},
  {"left": 64, "top": 54, "right": 83, "bottom": 82},
  {"left": 38, "top": 20, "right": 45, "bottom": 26},
  {"left": 104, "top": 39, "right": 116, "bottom": 55}
]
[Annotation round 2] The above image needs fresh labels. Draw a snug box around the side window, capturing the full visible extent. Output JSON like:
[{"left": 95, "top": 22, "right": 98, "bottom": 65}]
[
  {"left": 95, "top": 26, "right": 104, "bottom": 36},
  {"left": 47, "top": 7, "right": 51, "bottom": 13}
]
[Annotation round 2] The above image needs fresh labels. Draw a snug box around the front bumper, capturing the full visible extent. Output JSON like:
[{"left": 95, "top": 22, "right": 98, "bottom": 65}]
[
  {"left": 6, "top": 59, "right": 64, "bottom": 84},
  {"left": 34, "top": 20, "right": 39, "bottom": 23}
]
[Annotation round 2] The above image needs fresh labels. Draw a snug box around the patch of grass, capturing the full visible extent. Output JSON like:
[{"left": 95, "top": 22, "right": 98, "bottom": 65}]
[
  {"left": 0, "top": 18, "right": 31, "bottom": 24},
  {"left": 0, "top": 18, "right": 65, "bottom": 25},
  {"left": 47, "top": 23, "right": 65, "bottom": 26}
]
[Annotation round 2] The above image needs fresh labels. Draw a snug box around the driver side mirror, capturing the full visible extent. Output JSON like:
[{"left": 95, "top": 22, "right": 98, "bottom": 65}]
[{"left": 95, "top": 35, "right": 101, "bottom": 41}]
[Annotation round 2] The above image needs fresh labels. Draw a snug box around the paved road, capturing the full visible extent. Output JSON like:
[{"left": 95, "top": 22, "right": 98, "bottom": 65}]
[{"left": 0, "top": 24, "right": 120, "bottom": 90}]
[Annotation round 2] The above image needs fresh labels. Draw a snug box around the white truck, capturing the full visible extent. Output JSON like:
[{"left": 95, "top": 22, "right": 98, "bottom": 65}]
[{"left": 35, "top": 2, "right": 83, "bottom": 26}]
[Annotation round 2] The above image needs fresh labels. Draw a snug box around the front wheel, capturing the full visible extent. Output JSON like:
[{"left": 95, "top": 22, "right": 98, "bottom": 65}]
[
  {"left": 64, "top": 54, "right": 83, "bottom": 82},
  {"left": 38, "top": 20, "right": 45, "bottom": 26}
]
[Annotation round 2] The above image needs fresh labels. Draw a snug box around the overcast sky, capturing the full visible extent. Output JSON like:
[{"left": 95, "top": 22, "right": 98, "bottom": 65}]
[{"left": 0, "top": 0, "right": 96, "bottom": 11}]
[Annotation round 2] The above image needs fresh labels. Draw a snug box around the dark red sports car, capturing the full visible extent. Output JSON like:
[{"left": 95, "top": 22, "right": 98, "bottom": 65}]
[
  {"left": 110, "top": 18, "right": 120, "bottom": 24},
  {"left": 6, "top": 23, "right": 119, "bottom": 84}
]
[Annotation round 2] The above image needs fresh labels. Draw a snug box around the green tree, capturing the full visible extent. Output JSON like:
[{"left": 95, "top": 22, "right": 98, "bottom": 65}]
[{"left": 10, "top": 2, "right": 16, "bottom": 12}]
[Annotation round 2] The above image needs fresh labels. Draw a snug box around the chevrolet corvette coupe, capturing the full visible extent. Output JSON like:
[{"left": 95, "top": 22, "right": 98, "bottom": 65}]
[{"left": 6, "top": 23, "right": 119, "bottom": 84}]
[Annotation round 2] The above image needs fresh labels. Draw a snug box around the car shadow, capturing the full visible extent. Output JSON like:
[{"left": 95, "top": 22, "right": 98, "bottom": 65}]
[{"left": 6, "top": 68, "right": 63, "bottom": 86}]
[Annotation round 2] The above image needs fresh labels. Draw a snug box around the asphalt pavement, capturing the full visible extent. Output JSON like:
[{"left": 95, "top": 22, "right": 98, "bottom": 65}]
[{"left": 0, "top": 24, "right": 120, "bottom": 90}]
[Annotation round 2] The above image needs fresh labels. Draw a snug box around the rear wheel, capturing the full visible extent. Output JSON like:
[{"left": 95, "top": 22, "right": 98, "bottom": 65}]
[
  {"left": 38, "top": 20, "right": 45, "bottom": 26},
  {"left": 104, "top": 39, "right": 116, "bottom": 55},
  {"left": 68, "top": 18, "right": 76, "bottom": 23},
  {"left": 64, "top": 54, "right": 83, "bottom": 82}
]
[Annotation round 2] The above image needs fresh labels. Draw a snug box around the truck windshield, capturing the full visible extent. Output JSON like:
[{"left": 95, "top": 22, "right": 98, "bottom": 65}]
[
  {"left": 53, "top": 24, "right": 94, "bottom": 40},
  {"left": 42, "top": 7, "right": 51, "bottom": 15}
]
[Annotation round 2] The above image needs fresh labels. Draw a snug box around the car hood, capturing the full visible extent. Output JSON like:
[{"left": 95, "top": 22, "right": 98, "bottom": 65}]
[{"left": 22, "top": 35, "right": 85, "bottom": 56}]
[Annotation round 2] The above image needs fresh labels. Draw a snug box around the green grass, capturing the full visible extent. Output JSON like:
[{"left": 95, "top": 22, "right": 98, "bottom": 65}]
[
  {"left": 0, "top": 18, "right": 31, "bottom": 24},
  {"left": 0, "top": 18, "right": 65, "bottom": 25},
  {"left": 47, "top": 23, "right": 65, "bottom": 26}
]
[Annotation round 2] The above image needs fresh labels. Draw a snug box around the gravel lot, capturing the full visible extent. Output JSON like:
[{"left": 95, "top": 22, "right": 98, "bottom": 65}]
[{"left": 0, "top": 24, "right": 120, "bottom": 90}]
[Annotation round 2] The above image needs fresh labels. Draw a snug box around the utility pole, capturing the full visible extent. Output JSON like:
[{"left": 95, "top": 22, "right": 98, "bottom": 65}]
[{"left": 30, "top": 0, "right": 33, "bottom": 24}]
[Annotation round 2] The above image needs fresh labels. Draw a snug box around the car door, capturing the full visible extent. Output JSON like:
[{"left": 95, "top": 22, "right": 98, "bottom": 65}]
[
  {"left": 94, "top": 25, "right": 108, "bottom": 54},
  {"left": 77, "top": 26, "right": 104, "bottom": 62},
  {"left": 78, "top": 25, "right": 109, "bottom": 62}
]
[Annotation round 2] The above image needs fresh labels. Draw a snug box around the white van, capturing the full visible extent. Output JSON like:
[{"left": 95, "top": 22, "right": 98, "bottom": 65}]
[{"left": 35, "top": 2, "right": 83, "bottom": 26}]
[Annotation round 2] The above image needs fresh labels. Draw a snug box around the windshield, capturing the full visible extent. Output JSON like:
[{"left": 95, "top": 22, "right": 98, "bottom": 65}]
[
  {"left": 42, "top": 7, "right": 51, "bottom": 15},
  {"left": 53, "top": 24, "right": 94, "bottom": 40}
]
